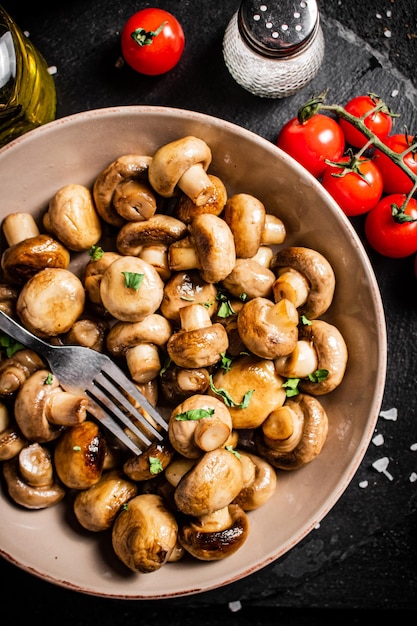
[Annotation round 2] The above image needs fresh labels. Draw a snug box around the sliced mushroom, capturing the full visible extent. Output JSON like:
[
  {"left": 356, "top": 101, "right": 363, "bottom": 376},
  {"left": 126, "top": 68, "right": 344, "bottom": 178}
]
[
  {"left": 298, "top": 319, "right": 348, "bottom": 395},
  {"left": 112, "top": 493, "right": 178, "bottom": 573},
  {"left": 73, "top": 469, "right": 138, "bottom": 532},
  {"left": 271, "top": 246, "right": 336, "bottom": 319},
  {"left": 174, "top": 447, "right": 244, "bottom": 516},
  {"left": 167, "top": 303, "right": 229, "bottom": 369},
  {"left": 168, "top": 394, "right": 233, "bottom": 458},
  {"left": 93, "top": 154, "right": 154, "bottom": 226},
  {"left": 14, "top": 369, "right": 88, "bottom": 442},
  {"left": 0, "top": 348, "right": 46, "bottom": 397},
  {"left": 255, "top": 393, "right": 328, "bottom": 470},
  {"left": 1, "top": 234, "right": 71, "bottom": 286},
  {"left": 116, "top": 214, "right": 187, "bottom": 257},
  {"left": 54, "top": 420, "right": 107, "bottom": 489},
  {"left": 123, "top": 438, "right": 175, "bottom": 482},
  {"left": 222, "top": 258, "right": 276, "bottom": 300},
  {"left": 148, "top": 136, "right": 214, "bottom": 206},
  {"left": 160, "top": 270, "right": 218, "bottom": 326},
  {"left": 237, "top": 297, "right": 299, "bottom": 359},
  {"left": 2, "top": 456, "right": 66, "bottom": 509},
  {"left": 169, "top": 213, "right": 236, "bottom": 284},
  {"left": 43, "top": 184, "right": 102, "bottom": 251},
  {"left": 208, "top": 354, "right": 286, "bottom": 429},
  {"left": 174, "top": 174, "right": 227, "bottom": 223},
  {"left": 179, "top": 503, "right": 249, "bottom": 561},
  {"left": 99, "top": 256, "right": 164, "bottom": 322},
  {"left": 232, "top": 450, "right": 277, "bottom": 511},
  {"left": 16, "top": 268, "right": 86, "bottom": 337}
]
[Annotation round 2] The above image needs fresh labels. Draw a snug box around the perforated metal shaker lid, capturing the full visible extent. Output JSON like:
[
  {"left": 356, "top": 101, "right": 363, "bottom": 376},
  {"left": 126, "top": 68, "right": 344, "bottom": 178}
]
[{"left": 238, "top": 0, "right": 320, "bottom": 58}]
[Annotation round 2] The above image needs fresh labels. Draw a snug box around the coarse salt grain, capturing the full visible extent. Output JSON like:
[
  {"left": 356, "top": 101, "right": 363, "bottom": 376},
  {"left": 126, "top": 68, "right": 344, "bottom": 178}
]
[
  {"left": 359, "top": 480, "right": 368, "bottom": 488},
  {"left": 372, "top": 433, "right": 384, "bottom": 446},
  {"left": 410, "top": 443, "right": 417, "bottom": 451},
  {"left": 229, "top": 601, "right": 242, "bottom": 613},
  {"left": 384, "top": 30, "right": 392, "bottom": 38},
  {"left": 372, "top": 457, "right": 394, "bottom": 480},
  {"left": 410, "top": 473, "right": 417, "bottom": 483},
  {"left": 376, "top": 13, "right": 382, "bottom": 19},
  {"left": 379, "top": 408, "right": 397, "bottom": 421},
  {"left": 48, "top": 66, "right": 57, "bottom": 75},
  {"left": 391, "top": 89, "right": 399, "bottom": 97}
]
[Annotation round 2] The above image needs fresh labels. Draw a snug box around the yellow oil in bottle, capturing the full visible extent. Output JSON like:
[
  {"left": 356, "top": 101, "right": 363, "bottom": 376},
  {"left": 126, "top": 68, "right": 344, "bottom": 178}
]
[{"left": 0, "top": 6, "right": 56, "bottom": 148}]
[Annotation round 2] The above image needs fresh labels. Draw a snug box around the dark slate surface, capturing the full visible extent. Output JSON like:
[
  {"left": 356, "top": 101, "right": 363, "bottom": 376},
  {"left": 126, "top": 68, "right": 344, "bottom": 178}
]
[{"left": 1, "top": 0, "right": 417, "bottom": 622}]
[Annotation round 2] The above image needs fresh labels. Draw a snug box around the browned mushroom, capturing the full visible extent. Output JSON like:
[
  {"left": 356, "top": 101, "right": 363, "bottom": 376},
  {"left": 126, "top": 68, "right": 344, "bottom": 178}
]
[
  {"left": 148, "top": 136, "right": 215, "bottom": 205},
  {"left": 208, "top": 354, "right": 286, "bottom": 429},
  {"left": 0, "top": 348, "right": 46, "bottom": 398},
  {"left": 174, "top": 174, "right": 227, "bottom": 223},
  {"left": 54, "top": 420, "right": 107, "bottom": 490},
  {"left": 255, "top": 393, "right": 328, "bottom": 470},
  {"left": 178, "top": 503, "right": 249, "bottom": 561},
  {"left": 0, "top": 402, "right": 26, "bottom": 461},
  {"left": 123, "top": 438, "right": 175, "bottom": 482},
  {"left": 237, "top": 297, "right": 299, "bottom": 359},
  {"left": 298, "top": 319, "right": 348, "bottom": 395},
  {"left": 43, "top": 184, "right": 102, "bottom": 251},
  {"left": 222, "top": 258, "right": 276, "bottom": 300},
  {"left": 64, "top": 317, "right": 109, "bottom": 352},
  {"left": 73, "top": 469, "right": 138, "bottom": 532},
  {"left": 3, "top": 454, "right": 66, "bottom": 509},
  {"left": 116, "top": 213, "right": 188, "bottom": 257},
  {"left": 223, "top": 193, "right": 266, "bottom": 258},
  {"left": 271, "top": 246, "right": 336, "bottom": 319},
  {"left": 167, "top": 303, "right": 229, "bottom": 369},
  {"left": 232, "top": 450, "right": 277, "bottom": 511},
  {"left": 174, "top": 447, "right": 244, "bottom": 517},
  {"left": 168, "top": 394, "right": 233, "bottom": 458},
  {"left": 99, "top": 256, "right": 164, "bottom": 322},
  {"left": 159, "top": 363, "right": 210, "bottom": 405},
  {"left": 84, "top": 251, "right": 121, "bottom": 313},
  {"left": 16, "top": 268, "right": 86, "bottom": 337},
  {"left": 93, "top": 154, "right": 154, "bottom": 226},
  {"left": 0, "top": 283, "right": 19, "bottom": 316},
  {"left": 160, "top": 270, "right": 218, "bottom": 326},
  {"left": 112, "top": 493, "right": 178, "bottom": 573},
  {"left": 168, "top": 213, "right": 236, "bottom": 284},
  {"left": 274, "top": 339, "right": 319, "bottom": 379}
]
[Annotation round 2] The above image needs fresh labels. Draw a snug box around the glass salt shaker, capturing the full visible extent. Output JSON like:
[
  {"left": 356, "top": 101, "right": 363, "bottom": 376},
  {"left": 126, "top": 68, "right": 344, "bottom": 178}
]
[{"left": 223, "top": 0, "right": 325, "bottom": 98}]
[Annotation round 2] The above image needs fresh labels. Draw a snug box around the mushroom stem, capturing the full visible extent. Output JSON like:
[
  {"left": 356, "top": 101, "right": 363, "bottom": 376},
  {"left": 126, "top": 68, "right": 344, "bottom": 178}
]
[
  {"left": 261, "top": 405, "right": 303, "bottom": 451},
  {"left": 260, "top": 214, "right": 286, "bottom": 245},
  {"left": 179, "top": 303, "right": 212, "bottom": 332},
  {"left": 2, "top": 213, "right": 40, "bottom": 246},
  {"left": 273, "top": 267, "right": 310, "bottom": 308},
  {"left": 177, "top": 163, "right": 215, "bottom": 206},
  {"left": 274, "top": 339, "right": 318, "bottom": 378},
  {"left": 126, "top": 343, "right": 161, "bottom": 384}
]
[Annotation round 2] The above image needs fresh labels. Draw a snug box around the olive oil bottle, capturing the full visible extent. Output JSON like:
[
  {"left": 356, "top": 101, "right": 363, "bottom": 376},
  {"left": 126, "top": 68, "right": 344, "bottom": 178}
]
[{"left": 0, "top": 6, "right": 56, "bottom": 148}]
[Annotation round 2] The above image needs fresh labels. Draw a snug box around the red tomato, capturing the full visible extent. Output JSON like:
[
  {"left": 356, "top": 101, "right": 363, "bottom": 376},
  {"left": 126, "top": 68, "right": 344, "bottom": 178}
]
[
  {"left": 277, "top": 114, "right": 345, "bottom": 178},
  {"left": 322, "top": 156, "right": 383, "bottom": 216},
  {"left": 373, "top": 134, "right": 417, "bottom": 194},
  {"left": 364, "top": 194, "right": 417, "bottom": 258},
  {"left": 121, "top": 8, "right": 185, "bottom": 76},
  {"left": 339, "top": 94, "right": 393, "bottom": 148}
]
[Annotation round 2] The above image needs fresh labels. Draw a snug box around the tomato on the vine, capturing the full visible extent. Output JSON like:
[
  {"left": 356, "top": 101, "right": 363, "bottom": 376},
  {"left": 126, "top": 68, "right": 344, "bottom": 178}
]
[
  {"left": 364, "top": 194, "right": 417, "bottom": 258},
  {"left": 339, "top": 94, "right": 394, "bottom": 149},
  {"left": 321, "top": 156, "right": 383, "bottom": 216},
  {"left": 121, "top": 8, "right": 185, "bottom": 76},
  {"left": 277, "top": 113, "right": 345, "bottom": 178},
  {"left": 373, "top": 133, "right": 417, "bottom": 194}
]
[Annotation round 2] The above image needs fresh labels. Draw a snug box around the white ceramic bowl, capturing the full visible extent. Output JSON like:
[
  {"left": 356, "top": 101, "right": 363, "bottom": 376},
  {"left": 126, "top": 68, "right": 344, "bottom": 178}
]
[{"left": 0, "top": 106, "right": 386, "bottom": 598}]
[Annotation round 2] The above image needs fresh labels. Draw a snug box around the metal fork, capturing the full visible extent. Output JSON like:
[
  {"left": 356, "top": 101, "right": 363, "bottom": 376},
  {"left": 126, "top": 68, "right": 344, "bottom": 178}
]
[{"left": 0, "top": 309, "right": 168, "bottom": 456}]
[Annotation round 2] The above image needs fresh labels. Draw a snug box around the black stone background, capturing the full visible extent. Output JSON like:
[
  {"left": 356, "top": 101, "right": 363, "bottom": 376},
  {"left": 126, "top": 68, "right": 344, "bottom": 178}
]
[{"left": 0, "top": 0, "right": 417, "bottom": 623}]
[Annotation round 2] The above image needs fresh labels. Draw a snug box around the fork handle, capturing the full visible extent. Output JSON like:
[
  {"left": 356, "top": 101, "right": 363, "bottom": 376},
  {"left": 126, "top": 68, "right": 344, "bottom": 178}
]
[{"left": 0, "top": 309, "right": 56, "bottom": 358}]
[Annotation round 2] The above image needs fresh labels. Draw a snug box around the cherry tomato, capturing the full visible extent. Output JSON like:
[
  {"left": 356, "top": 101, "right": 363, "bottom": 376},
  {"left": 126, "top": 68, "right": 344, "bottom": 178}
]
[
  {"left": 121, "top": 8, "right": 185, "bottom": 76},
  {"left": 322, "top": 156, "right": 383, "bottom": 216},
  {"left": 277, "top": 114, "right": 345, "bottom": 178},
  {"left": 364, "top": 194, "right": 417, "bottom": 258},
  {"left": 339, "top": 94, "right": 393, "bottom": 148},
  {"left": 373, "top": 133, "right": 417, "bottom": 194}
]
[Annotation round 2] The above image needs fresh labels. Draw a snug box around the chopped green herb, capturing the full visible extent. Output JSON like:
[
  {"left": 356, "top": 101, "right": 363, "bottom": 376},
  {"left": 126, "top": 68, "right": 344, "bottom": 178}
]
[
  {"left": 44, "top": 372, "right": 54, "bottom": 385},
  {"left": 239, "top": 292, "right": 248, "bottom": 302},
  {"left": 308, "top": 368, "right": 329, "bottom": 383},
  {"left": 175, "top": 408, "right": 215, "bottom": 421},
  {"left": 122, "top": 271, "right": 144, "bottom": 291},
  {"left": 283, "top": 378, "right": 300, "bottom": 397},
  {"left": 89, "top": 245, "right": 104, "bottom": 261},
  {"left": 159, "top": 355, "right": 171, "bottom": 376},
  {"left": 217, "top": 300, "right": 235, "bottom": 318},
  {"left": 209, "top": 375, "right": 254, "bottom": 408},
  {"left": 225, "top": 445, "right": 241, "bottom": 459},
  {"left": 149, "top": 456, "right": 163, "bottom": 475},
  {"left": 220, "top": 352, "right": 233, "bottom": 372},
  {"left": 72, "top": 445, "right": 81, "bottom": 452},
  {"left": 301, "top": 314, "right": 313, "bottom": 325},
  {"left": 0, "top": 333, "right": 24, "bottom": 357},
  {"left": 122, "top": 503, "right": 129, "bottom": 511}
]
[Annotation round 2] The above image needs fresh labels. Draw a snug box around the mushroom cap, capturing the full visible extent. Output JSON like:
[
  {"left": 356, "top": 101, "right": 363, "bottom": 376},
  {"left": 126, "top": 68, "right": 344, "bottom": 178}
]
[
  {"left": 99, "top": 256, "right": 164, "bottom": 322},
  {"left": 123, "top": 438, "right": 175, "bottom": 482},
  {"left": 167, "top": 320, "right": 229, "bottom": 369},
  {"left": 178, "top": 503, "right": 249, "bottom": 561},
  {"left": 174, "top": 174, "right": 227, "bottom": 224},
  {"left": 44, "top": 183, "right": 102, "bottom": 251},
  {"left": 232, "top": 450, "right": 277, "bottom": 511},
  {"left": 160, "top": 270, "right": 218, "bottom": 326},
  {"left": 299, "top": 319, "right": 348, "bottom": 395},
  {"left": 16, "top": 268, "right": 86, "bottom": 337},
  {"left": 209, "top": 354, "right": 286, "bottom": 429},
  {"left": 112, "top": 493, "right": 178, "bottom": 573},
  {"left": 188, "top": 213, "right": 236, "bottom": 283},
  {"left": 93, "top": 154, "right": 153, "bottom": 227},
  {"left": 1, "top": 234, "right": 71, "bottom": 285},
  {"left": 256, "top": 393, "right": 329, "bottom": 470},
  {"left": 271, "top": 246, "right": 336, "bottom": 319},
  {"left": 237, "top": 297, "right": 299, "bottom": 359},
  {"left": 223, "top": 193, "right": 266, "bottom": 258},
  {"left": 222, "top": 258, "right": 276, "bottom": 300},
  {"left": 116, "top": 214, "right": 187, "bottom": 257},
  {"left": 148, "top": 136, "right": 212, "bottom": 198},
  {"left": 174, "top": 447, "right": 244, "bottom": 517},
  {"left": 106, "top": 314, "right": 173, "bottom": 356},
  {"left": 2, "top": 457, "right": 66, "bottom": 509}
]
